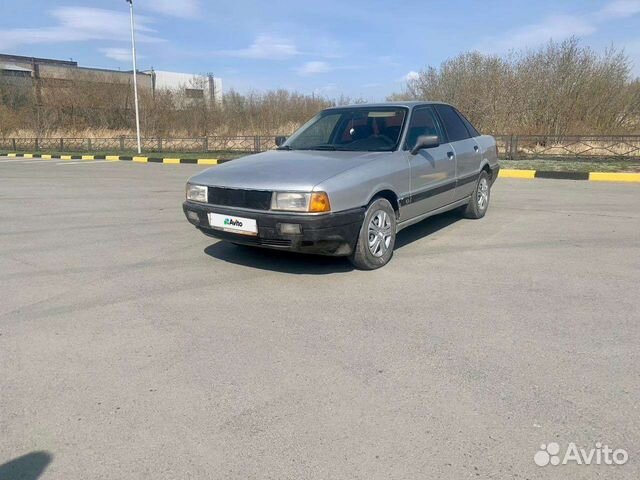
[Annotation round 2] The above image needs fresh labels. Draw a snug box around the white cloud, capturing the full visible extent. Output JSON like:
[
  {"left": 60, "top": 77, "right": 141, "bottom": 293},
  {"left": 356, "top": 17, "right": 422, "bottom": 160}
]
[
  {"left": 293, "top": 61, "right": 365, "bottom": 76},
  {"left": 0, "top": 7, "right": 162, "bottom": 50},
  {"left": 100, "top": 47, "right": 143, "bottom": 63},
  {"left": 138, "top": 0, "right": 201, "bottom": 18},
  {"left": 296, "top": 61, "right": 331, "bottom": 76},
  {"left": 478, "top": 0, "right": 640, "bottom": 53},
  {"left": 404, "top": 71, "right": 420, "bottom": 82},
  {"left": 219, "top": 35, "right": 299, "bottom": 60},
  {"left": 312, "top": 83, "right": 338, "bottom": 96},
  {"left": 599, "top": 0, "right": 640, "bottom": 18},
  {"left": 479, "top": 15, "right": 595, "bottom": 52},
  {"left": 50, "top": 7, "right": 153, "bottom": 35}
]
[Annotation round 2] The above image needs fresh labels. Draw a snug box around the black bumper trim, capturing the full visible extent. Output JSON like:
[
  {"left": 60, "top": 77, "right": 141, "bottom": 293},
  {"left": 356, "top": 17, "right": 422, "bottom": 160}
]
[{"left": 183, "top": 202, "right": 365, "bottom": 256}]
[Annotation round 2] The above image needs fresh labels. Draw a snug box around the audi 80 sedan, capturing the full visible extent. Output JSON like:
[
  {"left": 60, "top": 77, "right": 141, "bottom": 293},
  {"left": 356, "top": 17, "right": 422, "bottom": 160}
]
[{"left": 183, "top": 101, "right": 499, "bottom": 269}]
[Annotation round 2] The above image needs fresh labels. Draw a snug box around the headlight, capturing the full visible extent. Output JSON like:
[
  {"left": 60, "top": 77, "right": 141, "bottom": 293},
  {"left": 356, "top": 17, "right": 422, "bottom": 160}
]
[
  {"left": 186, "top": 184, "right": 208, "bottom": 203},
  {"left": 271, "top": 191, "right": 331, "bottom": 212}
]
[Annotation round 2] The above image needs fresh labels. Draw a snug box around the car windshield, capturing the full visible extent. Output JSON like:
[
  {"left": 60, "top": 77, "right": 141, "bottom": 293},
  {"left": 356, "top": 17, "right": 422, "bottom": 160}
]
[{"left": 283, "top": 107, "right": 407, "bottom": 152}]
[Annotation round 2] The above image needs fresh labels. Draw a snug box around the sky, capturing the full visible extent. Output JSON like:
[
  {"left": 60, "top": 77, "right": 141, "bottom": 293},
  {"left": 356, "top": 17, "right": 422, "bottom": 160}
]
[{"left": 1, "top": 0, "right": 639, "bottom": 100}]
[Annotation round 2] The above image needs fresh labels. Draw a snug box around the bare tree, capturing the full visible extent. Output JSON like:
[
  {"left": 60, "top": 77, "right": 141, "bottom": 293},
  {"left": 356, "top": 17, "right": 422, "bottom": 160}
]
[
  {"left": 390, "top": 38, "right": 640, "bottom": 135},
  {"left": 5, "top": 38, "right": 635, "bottom": 140}
]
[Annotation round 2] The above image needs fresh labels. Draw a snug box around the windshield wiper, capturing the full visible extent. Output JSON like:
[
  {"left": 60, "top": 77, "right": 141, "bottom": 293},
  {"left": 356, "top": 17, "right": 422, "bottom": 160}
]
[
  {"left": 324, "top": 147, "right": 395, "bottom": 152},
  {"left": 276, "top": 145, "right": 292, "bottom": 150},
  {"left": 301, "top": 145, "right": 337, "bottom": 151}
]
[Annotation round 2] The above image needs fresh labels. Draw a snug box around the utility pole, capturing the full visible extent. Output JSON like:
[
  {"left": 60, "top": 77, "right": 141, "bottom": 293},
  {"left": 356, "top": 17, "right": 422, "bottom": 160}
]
[
  {"left": 126, "top": 0, "right": 142, "bottom": 154},
  {"left": 33, "top": 61, "right": 43, "bottom": 140}
]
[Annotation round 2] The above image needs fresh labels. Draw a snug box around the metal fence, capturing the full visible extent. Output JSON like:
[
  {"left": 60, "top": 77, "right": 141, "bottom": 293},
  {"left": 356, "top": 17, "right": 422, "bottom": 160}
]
[
  {"left": 1, "top": 134, "right": 640, "bottom": 159},
  {"left": 495, "top": 135, "right": 640, "bottom": 160}
]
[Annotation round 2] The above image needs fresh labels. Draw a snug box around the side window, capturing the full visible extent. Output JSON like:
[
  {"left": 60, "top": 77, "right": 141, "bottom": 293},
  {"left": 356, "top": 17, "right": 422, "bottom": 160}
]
[
  {"left": 434, "top": 105, "right": 471, "bottom": 142},
  {"left": 404, "top": 107, "right": 444, "bottom": 150},
  {"left": 456, "top": 109, "right": 480, "bottom": 137}
]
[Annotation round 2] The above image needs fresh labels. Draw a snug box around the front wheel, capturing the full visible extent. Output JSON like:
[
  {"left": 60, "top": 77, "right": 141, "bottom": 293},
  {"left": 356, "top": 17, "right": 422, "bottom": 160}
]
[
  {"left": 349, "top": 198, "right": 396, "bottom": 270},
  {"left": 463, "top": 170, "right": 491, "bottom": 219}
]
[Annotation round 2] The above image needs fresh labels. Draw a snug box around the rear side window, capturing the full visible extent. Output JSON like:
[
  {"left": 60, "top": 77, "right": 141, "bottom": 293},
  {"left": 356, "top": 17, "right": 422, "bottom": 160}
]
[
  {"left": 434, "top": 105, "right": 471, "bottom": 142},
  {"left": 456, "top": 109, "right": 480, "bottom": 137},
  {"left": 404, "top": 107, "right": 444, "bottom": 150}
]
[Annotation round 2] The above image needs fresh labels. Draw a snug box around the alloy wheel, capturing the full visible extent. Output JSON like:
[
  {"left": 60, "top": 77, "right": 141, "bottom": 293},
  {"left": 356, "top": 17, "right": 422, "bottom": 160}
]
[
  {"left": 477, "top": 177, "right": 489, "bottom": 210},
  {"left": 368, "top": 210, "right": 393, "bottom": 257}
]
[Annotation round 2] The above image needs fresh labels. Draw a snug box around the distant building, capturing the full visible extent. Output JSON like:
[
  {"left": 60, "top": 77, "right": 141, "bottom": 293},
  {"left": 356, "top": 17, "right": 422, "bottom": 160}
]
[
  {"left": 0, "top": 53, "right": 153, "bottom": 91},
  {"left": 148, "top": 70, "right": 222, "bottom": 104},
  {"left": 0, "top": 53, "right": 222, "bottom": 104}
]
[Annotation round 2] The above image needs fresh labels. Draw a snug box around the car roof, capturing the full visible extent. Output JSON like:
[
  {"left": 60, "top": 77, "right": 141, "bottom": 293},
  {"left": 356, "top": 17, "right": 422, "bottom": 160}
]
[{"left": 325, "top": 101, "right": 451, "bottom": 110}]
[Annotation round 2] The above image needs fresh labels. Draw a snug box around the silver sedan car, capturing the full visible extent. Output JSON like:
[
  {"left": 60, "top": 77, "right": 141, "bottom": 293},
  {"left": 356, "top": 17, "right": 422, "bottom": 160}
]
[{"left": 183, "top": 101, "right": 499, "bottom": 269}]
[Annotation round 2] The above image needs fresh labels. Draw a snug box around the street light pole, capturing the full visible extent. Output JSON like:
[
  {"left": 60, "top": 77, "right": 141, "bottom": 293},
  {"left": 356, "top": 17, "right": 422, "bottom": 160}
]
[{"left": 127, "top": 0, "right": 142, "bottom": 154}]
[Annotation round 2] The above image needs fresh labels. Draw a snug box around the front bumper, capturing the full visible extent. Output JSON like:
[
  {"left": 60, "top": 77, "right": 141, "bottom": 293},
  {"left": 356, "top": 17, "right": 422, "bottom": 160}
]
[{"left": 183, "top": 201, "right": 365, "bottom": 256}]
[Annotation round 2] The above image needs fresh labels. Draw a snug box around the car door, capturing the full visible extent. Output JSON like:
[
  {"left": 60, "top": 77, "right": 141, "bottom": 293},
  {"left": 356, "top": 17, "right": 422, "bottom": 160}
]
[
  {"left": 402, "top": 106, "right": 456, "bottom": 220},
  {"left": 434, "top": 104, "right": 481, "bottom": 200}
]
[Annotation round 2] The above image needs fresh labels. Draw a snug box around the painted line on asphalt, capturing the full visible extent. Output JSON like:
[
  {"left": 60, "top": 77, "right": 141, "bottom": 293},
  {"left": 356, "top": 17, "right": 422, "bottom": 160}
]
[
  {"left": 0, "top": 158, "right": 57, "bottom": 164},
  {"left": 54, "top": 160, "right": 113, "bottom": 166}
]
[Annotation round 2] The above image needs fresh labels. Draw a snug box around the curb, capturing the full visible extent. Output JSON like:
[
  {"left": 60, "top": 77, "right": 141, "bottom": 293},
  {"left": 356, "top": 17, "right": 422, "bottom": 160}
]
[
  {"left": 3, "top": 153, "right": 639, "bottom": 183},
  {"left": 499, "top": 169, "right": 640, "bottom": 183},
  {"left": 0, "top": 152, "right": 221, "bottom": 165}
]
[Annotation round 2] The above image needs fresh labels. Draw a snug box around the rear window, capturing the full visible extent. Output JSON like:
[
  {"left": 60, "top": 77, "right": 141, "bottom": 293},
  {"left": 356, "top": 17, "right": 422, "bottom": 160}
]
[
  {"left": 456, "top": 110, "right": 480, "bottom": 137},
  {"left": 434, "top": 105, "right": 471, "bottom": 142}
]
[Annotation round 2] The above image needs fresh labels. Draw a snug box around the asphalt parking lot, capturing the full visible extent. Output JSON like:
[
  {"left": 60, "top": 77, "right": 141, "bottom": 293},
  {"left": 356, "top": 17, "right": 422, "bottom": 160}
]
[{"left": 1, "top": 156, "right": 639, "bottom": 479}]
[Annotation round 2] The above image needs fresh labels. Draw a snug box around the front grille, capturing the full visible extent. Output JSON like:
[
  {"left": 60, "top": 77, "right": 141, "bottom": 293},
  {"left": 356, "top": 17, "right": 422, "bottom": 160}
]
[{"left": 207, "top": 187, "right": 272, "bottom": 210}]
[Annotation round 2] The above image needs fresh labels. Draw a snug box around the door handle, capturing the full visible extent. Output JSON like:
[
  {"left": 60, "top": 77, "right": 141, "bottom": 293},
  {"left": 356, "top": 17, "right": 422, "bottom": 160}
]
[
  {"left": 473, "top": 145, "right": 479, "bottom": 152},
  {"left": 447, "top": 151, "right": 455, "bottom": 159}
]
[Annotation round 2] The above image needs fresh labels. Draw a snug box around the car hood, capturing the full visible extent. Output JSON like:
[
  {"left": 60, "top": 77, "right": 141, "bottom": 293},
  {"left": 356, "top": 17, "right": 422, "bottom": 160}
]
[{"left": 188, "top": 149, "right": 384, "bottom": 191}]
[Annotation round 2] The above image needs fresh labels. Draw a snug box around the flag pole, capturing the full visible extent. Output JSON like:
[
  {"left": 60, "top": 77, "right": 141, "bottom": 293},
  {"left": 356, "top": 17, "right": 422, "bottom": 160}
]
[{"left": 127, "top": 0, "right": 142, "bottom": 154}]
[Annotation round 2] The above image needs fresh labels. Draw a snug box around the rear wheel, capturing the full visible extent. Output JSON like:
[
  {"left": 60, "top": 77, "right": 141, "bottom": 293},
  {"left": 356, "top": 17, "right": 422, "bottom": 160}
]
[
  {"left": 349, "top": 198, "right": 396, "bottom": 270},
  {"left": 463, "top": 170, "right": 491, "bottom": 219}
]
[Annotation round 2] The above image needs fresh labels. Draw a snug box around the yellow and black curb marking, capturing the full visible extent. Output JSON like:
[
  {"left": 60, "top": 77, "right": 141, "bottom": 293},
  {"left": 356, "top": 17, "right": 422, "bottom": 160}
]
[
  {"left": 499, "top": 169, "right": 640, "bottom": 183},
  {"left": 0, "top": 152, "right": 222, "bottom": 165}
]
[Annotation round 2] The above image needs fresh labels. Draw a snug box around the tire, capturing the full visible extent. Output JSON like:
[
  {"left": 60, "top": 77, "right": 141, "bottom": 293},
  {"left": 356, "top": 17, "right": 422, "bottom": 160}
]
[
  {"left": 349, "top": 198, "right": 396, "bottom": 270},
  {"left": 463, "top": 170, "right": 491, "bottom": 219}
]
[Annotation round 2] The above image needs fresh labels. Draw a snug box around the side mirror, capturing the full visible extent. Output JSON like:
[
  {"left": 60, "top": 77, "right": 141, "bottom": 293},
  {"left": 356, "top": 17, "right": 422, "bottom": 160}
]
[
  {"left": 410, "top": 135, "right": 440, "bottom": 155},
  {"left": 275, "top": 136, "right": 287, "bottom": 147}
]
